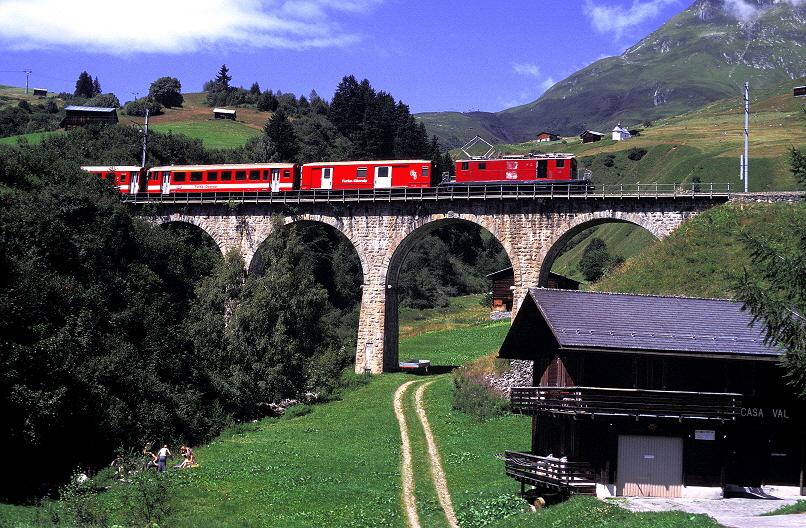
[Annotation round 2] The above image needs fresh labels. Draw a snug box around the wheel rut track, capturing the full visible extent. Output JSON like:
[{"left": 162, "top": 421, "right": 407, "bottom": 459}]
[{"left": 394, "top": 380, "right": 459, "bottom": 528}]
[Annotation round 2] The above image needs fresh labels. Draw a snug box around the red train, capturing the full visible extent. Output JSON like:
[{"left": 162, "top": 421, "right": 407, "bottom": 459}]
[{"left": 82, "top": 153, "right": 590, "bottom": 194}]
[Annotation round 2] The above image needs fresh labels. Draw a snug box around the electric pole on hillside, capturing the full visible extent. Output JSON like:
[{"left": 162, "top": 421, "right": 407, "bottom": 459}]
[
  {"left": 741, "top": 82, "right": 749, "bottom": 192},
  {"left": 23, "top": 70, "right": 31, "bottom": 95},
  {"left": 141, "top": 108, "right": 149, "bottom": 168}
]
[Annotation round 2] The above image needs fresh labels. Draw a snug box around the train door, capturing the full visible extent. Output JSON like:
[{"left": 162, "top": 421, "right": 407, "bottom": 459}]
[
  {"left": 271, "top": 168, "right": 281, "bottom": 192},
  {"left": 129, "top": 171, "right": 140, "bottom": 193},
  {"left": 161, "top": 171, "right": 171, "bottom": 194},
  {"left": 321, "top": 168, "right": 333, "bottom": 190},
  {"left": 536, "top": 160, "right": 548, "bottom": 179},
  {"left": 374, "top": 166, "right": 392, "bottom": 188}
]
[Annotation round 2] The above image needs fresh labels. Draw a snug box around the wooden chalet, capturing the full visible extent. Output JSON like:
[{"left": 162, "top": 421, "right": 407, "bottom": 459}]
[
  {"left": 32, "top": 88, "right": 47, "bottom": 96},
  {"left": 580, "top": 131, "right": 604, "bottom": 144},
  {"left": 536, "top": 132, "right": 559, "bottom": 143},
  {"left": 213, "top": 108, "right": 236, "bottom": 120},
  {"left": 498, "top": 289, "right": 805, "bottom": 500},
  {"left": 60, "top": 106, "right": 118, "bottom": 129},
  {"left": 486, "top": 268, "right": 580, "bottom": 312},
  {"left": 795, "top": 86, "right": 806, "bottom": 97}
]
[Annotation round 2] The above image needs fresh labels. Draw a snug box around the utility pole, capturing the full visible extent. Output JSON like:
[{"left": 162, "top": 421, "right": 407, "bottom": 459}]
[
  {"left": 23, "top": 70, "right": 31, "bottom": 95},
  {"left": 141, "top": 108, "right": 149, "bottom": 168},
  {"left": 743, "top": 82, "right": 749, "bottom": 192}
]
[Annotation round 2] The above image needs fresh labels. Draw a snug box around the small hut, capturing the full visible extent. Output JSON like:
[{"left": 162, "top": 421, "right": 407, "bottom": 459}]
[
  {"left": 60, "top": 106, "right": 118, "bottom": 129},
  {"left": 213, "top": 108, "right": 236, "bottom": 120},
  {"left": 580, "top": 130, "right": 604, "bottom": 144}
]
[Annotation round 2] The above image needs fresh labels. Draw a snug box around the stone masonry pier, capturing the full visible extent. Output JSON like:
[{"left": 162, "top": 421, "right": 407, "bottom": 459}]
[{"left": 135, "top": 195, "right": 729, "bottom": 373}]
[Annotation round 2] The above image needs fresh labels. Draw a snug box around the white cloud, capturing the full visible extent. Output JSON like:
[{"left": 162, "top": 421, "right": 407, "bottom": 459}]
[
  {"left": 720, "top": 0, "right": 804, "bottom": 22},
  {"left": 583, "top": 0, "right": 680, "bottom": 39},
  {"left": 0, "top": 0, "right": 383, "bottom": 54},
  {"left": 513, "top": 63, "right": 541, "bottom": 77}
]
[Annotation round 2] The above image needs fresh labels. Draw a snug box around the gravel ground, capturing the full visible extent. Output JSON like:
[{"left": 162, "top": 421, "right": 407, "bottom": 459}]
[{"left": 616, "top": 497, "right": 805, "bottom": 528}]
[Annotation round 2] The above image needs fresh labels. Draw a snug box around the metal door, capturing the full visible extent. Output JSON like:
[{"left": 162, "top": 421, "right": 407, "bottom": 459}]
[
  {"left": 129, "top": 171, "right": 140, "bottom": 193},
  {"left": 271, "top": 168, "right": 280, "bottom": 192},
  {"left": 617, "top": 435, "right": 682, "bottom": 497},
  {"left": 375, "top": 166, "right": 392, "bottom": 188},
  {"left": 321, "top": 167, "right": 333, "bottom": 189},
  {"left": 161, "top": 171, "right": 171, "bottom": 194}
]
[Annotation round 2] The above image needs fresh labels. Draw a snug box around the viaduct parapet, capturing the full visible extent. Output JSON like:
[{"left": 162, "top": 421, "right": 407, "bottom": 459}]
[{"left": 137, "top": 195, "right": 729, "bottom": 373}]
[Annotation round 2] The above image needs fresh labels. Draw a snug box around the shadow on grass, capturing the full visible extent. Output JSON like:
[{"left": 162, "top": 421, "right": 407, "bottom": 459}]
[{"left": 398, "top": 365, "right": 458, "bottom": 376}]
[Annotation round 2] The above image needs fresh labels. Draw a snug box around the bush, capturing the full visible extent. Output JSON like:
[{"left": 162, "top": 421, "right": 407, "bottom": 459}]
[
  {"left": 627, "top": 147, "right": 648, "bottom": 161},
  {"left": 451, "top": 357, "right": 510, "bottom": 421}
]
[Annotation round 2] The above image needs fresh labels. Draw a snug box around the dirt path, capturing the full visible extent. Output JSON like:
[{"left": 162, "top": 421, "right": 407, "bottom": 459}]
[
  {"left": 394, "top": 380, "right": 459, "bottom": 528},
  {"left": 394, "top": 381, "right": 420, "bottom": 528}
]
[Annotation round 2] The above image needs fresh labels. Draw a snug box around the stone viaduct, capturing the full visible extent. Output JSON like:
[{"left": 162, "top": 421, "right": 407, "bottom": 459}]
[{"left": 134, "top": 193, "right": 732, "bottom": 374}]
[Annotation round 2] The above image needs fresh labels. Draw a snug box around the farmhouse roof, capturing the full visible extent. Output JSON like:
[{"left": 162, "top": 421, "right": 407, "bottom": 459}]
[
  {"left": 499, "top": 288, "right": 778, "bottom": 360},
  {"left": 63, "top": 106, "right": 117, "bottom": 113}
]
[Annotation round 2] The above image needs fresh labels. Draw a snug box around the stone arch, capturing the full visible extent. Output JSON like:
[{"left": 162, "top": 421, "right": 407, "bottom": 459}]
[
  {"left": 150, "top": 213, "right": 230, "bottom": 258},
  {"left": 377, "top": 215, "right": 514, "bottom": 371},
  {"left": 539, "top": 215, "right": 660, "bottom": 287}
]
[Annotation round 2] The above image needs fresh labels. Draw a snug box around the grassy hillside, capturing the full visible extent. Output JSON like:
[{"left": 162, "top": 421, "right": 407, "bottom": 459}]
[{"left": 594, "top": 201, "right": 806, "bottom": 298}]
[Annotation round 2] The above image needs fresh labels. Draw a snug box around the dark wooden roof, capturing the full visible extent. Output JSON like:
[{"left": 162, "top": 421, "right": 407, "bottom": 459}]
[{"left": 499, "top": 288, "right": 778, "bottom": 360}]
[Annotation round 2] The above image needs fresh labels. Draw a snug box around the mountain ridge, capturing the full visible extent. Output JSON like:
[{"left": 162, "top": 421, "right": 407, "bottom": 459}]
[{"left": 420, "top": 0, "right": 806, "bottom": 148}]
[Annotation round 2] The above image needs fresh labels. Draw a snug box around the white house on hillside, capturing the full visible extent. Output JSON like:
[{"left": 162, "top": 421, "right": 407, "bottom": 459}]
[{"left": 612, "top": 123, "right": 631, "bottom": 141}]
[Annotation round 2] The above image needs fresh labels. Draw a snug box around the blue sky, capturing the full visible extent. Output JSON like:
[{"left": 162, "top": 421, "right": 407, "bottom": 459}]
[{"left": 0, "top": 0, "right": 701, "bottom": 113}]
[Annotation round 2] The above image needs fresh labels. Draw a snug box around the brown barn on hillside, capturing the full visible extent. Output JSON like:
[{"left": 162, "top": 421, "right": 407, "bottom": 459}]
[{"left": 60, "top": 106, "right": 118, "bottom": 129}]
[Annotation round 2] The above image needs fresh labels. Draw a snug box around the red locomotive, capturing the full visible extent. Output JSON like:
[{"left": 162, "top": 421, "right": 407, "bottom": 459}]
[{"left": 449, "top": 153, "right": 584, "bottom": 185}]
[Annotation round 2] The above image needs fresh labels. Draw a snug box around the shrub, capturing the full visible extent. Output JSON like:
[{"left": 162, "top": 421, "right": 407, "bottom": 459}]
[
  {"left": 627, "top": 147, "right": 648, "bottom": 161},
  {"left": 451, "top": 357, "right": 510, "bottom": 421}
]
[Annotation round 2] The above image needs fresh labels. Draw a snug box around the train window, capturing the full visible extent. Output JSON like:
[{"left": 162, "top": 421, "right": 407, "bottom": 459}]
[
  {"left": 105, "top": 172, "right": 114, "bottom": 180},
  {"left": 207, "top": 171, "right": 218, "bottom": 181},
  {"left": 282, "top": 170, "right": 290, "bottom": 179},
  {"left": 221, "top": 171, "right": 232, "bottom": 181},
  {"left": 461, "top": 162, "right": 469, "bottom": 170},
  {"left": 248, "top": 170, "right": 260, "bottom": 181},
  {"left": 119, "top": 173, "right": 127, "bottom": 183},
  {"left": 357, "top": 167, "right": 367, "bottom": 179},
  {"left": 556, "top": 159, "right": 565, "bottom": 168},
  {"left": 190, "top": 171, "right": 203, "bottom": 182},
  {"left": 263, "top": 170, "right": 270, "bottom": 181},
  {"left": 174, "top": 172, "right": 186, "bottom": 182},
  {"left": 149, "top": 172, "right": 159, "bottom": 181},
  {"left": 235, "top": 171, "right": 247, "bottom": 181},
  {"left": 477, "top": 162, "right": 487, "bottom": 170},
  {"left": 421, "top": 166, "right": 429, "bottom": 178}
]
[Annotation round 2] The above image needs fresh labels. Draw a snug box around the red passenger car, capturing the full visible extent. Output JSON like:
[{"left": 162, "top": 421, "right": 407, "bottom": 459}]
[
  {"left": 147, "top": 163, "right": 299, "bottom": 194},
  {"left": 300, "top": 160, "right": 435, "bottom": 190},
  {"left": 81, "top": 165, "right": 144, "bottom": 194},
  {"left": 452, "top": 153, "right": 582, "bottom": 184}
]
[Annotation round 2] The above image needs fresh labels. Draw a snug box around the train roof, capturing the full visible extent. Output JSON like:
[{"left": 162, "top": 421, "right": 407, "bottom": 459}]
[
  {"left": 458, "top": 153, "right": 575, "bottom": 161},
  {"left": 302, "top": 160, "right": 431, "bottom": 166},
  {"left": 148, "top": 163, "right": 298, "bottom": 171},
  {"left": 81, "top": 165, "right": 143, "bottom": 171}
]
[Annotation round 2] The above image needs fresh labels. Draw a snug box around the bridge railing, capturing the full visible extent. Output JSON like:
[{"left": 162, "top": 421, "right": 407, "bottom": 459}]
[{"left": 121, "top": 182, "right": 732, "bottom": 205}]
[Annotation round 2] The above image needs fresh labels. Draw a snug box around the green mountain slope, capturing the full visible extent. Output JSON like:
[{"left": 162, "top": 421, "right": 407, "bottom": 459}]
[{"left": 421, "top": 0, "right": 806, "bottom": 147}]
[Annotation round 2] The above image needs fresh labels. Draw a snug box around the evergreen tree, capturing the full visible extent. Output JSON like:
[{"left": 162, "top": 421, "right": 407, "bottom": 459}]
[
  {"left": 214, "top": 64, "right": 232, "bottom": 90},
  {"left": 74, "top": 71, "right": 94, "bottom": 98},
  {"left": 262, "top": 108, "right": 299, "bottom": 162},
  {"left": 92, "top": 76, "right": 101, "bottom": 95}
]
